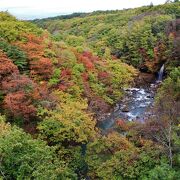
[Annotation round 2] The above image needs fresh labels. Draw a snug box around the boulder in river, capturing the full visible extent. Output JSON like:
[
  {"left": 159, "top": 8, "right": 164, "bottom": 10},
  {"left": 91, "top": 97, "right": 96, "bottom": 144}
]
[{"left": 121, "top": 106, "right": 130, "bottom": 112}]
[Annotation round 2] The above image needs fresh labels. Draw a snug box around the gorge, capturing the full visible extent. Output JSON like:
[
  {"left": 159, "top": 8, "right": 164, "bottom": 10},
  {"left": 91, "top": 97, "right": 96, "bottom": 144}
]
[
  {"left": 0, "top": 1, "right": 179, "bottom": 179},
  {"left": 98, "top": 64, "right": 165, "bottom": 131}
]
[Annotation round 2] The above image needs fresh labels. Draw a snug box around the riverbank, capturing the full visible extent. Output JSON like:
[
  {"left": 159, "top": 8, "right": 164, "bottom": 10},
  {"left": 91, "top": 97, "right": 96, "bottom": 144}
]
[{"left": 97, "top": 70, "right": 163, "bottom": 131}]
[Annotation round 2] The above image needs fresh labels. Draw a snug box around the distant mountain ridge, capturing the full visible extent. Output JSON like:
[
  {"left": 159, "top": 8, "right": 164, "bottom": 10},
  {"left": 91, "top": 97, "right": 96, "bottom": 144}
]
[{"left": 33, "top": 2, "right": 180, "bottom": 70}]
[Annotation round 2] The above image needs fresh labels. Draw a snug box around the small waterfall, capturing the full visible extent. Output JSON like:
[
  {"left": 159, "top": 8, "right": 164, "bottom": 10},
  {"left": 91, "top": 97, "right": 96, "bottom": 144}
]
[{"left": 158, "top": 64, "right": 165, "bottom": 82}]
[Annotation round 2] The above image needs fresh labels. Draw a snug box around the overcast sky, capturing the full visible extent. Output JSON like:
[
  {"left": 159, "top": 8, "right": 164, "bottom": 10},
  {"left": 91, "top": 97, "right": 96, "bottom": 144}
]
[{"left": 0, "top": 0, "right": 166, "bottom": 20}]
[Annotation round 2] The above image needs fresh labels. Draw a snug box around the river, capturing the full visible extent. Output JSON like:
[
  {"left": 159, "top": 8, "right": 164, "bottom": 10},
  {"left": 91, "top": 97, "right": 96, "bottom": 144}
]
[
  {"left": 97, "top": 85, "right": 155, "bottom": 130},
  {"left": 97, "top": 64, "right": 164, "bottom": 131}
]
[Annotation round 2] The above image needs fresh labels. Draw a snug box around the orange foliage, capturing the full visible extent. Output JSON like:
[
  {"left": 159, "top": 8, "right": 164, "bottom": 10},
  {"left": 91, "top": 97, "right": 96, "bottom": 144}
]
[
  {"left": 116, "top": 119, "right": 129, "bottom": 131},
  {"left": 79, "top": 56, "right": 94, "bottom": 69},
  {"left": 15, "top": 34, "right": 53, "bottom": 80},
  {"left": 0, "top": 50, "right": 19, "bottom": 80},
  {"left": 0, "top": 49, "right": 54, "bottom": 120},
  {"left": 77, "top": 51, "right": 99, "bottom": 70},
  {"left": 16, "top": 34, "right": 44, "bottom": 58},
  {"left": 1, "top": 75, "right": 34, "bottom": 93},
  {"left": 30, "top": 57, "right": 53, "bottom": 79},
  {"left": 4, "top": 91, "right": 36, "bottom": 120},
  {"left": 139, "top": 48, "right": 150, "bottom": 62},
  {"left": 58, "top": 84, "right": 68, "bottom": 91},
  {"left": 98, "top": 72, "right": 109, "bottom": 79},
  {"left": 82, "top": 72, "right": 89, "bottom": 81},
  {"left": 98, "top": 71, "right": 110, "bottom": 84},
  {"left": 82, "top": 51, "right": 99, "bottom": 62},
  {"left": 61, "top": 69, "right": 72, "bottom": 80}
]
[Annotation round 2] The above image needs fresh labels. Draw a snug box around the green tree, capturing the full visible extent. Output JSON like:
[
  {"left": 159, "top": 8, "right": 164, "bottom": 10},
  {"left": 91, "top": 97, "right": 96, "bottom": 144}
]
[
  {"left": 0, "top": 118, "right": 76, "bottom": 179},
  {"left": 147, "top": 163, "right": 178, "bottom": 180},
  {"left": 0, "top": 41, "right": 28, "bottom": 72}
]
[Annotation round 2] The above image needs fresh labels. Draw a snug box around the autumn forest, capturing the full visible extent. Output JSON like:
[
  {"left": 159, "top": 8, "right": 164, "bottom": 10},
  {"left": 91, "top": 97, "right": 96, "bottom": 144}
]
[{"left": 0, "top": 1, "right": 180, "bottom": 179}]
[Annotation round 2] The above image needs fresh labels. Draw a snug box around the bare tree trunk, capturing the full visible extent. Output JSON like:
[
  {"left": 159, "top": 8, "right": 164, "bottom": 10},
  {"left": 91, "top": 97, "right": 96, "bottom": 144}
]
[
  {"left": 168, "top": 121, "right": 173, "bottom": 167},
  {"left": 167, "top": 103, "right": 174, "bottom": 167}
]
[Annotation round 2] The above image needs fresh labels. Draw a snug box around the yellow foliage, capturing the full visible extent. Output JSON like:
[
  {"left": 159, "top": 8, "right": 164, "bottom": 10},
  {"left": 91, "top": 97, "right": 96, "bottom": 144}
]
[
  {"left": 40, "top": 91, "right": 97, "bottom": 143},
  {"left": 0, "top": 115, "right": 11, "bottom": 136}
]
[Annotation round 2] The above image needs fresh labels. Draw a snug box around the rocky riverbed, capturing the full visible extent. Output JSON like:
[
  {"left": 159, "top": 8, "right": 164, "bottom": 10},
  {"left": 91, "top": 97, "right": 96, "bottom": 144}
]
[
  {"left": 97, "top": 83, "right": 159, "bottom": 130},
  {"left": 97, "top": 64, "right": 165, "bottom": 131}
]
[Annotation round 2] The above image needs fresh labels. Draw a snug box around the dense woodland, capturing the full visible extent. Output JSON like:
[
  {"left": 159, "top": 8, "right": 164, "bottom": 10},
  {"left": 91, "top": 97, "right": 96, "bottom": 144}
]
[{"left": 0, "top": 1, "right": 180, "bottom": 179}]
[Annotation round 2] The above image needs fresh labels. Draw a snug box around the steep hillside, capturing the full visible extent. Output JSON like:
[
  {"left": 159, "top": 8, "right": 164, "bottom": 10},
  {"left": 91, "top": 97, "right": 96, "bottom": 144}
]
[
  {"left": 34, "top": 2, "right": 180, "bottom": 72},
  {"left": 0, "top": 2, "right": 179, "bottom": 179},
  {"left": 0, "top": 12, "right": 137, "bottom": 179},
  {"left": 0, "top": 11, "right": 137, "bottom": 122}
]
